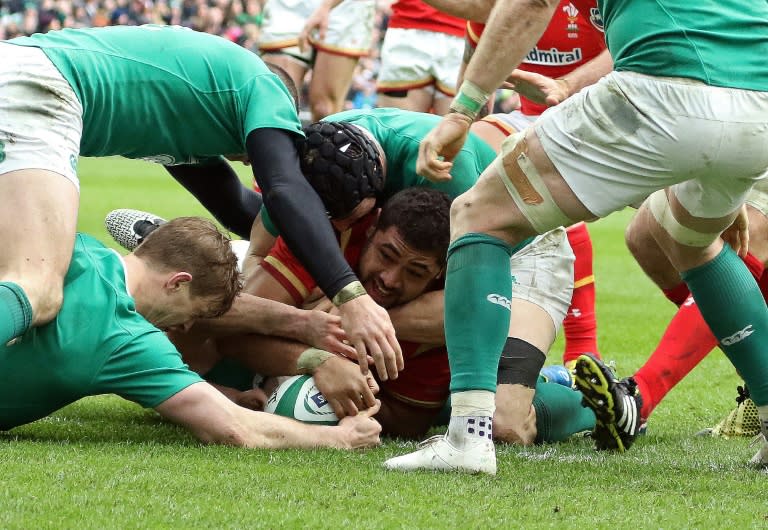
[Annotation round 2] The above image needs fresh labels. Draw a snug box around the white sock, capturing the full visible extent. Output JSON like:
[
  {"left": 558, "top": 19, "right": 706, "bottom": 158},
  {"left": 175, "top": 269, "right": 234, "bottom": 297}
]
[{"left": 447, "top": 390, "right": 495, "bottom": 448}]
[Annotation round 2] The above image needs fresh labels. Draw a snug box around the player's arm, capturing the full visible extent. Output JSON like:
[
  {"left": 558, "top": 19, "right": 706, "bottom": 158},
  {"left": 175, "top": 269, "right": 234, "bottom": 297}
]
[
  {"left": 246, "top": 128, "right": 402, "bottom": 382},
  {"left": 388, "top": 290, "right": 445, "bottom": 344},
  {"left": 506, "top": 48, "right": 613, "bottom": 106},
  {"left": 164, "top": 159, "right": 261, "bottom": 239},
  {"left": 155, "top": 381, "right": 382, "bottom": 449},
  {"left": 216, "top": 335, "right": 377, "bottom": 416},
  {"left": 417, "top": 0, "right": 559, "bottom": 180},
  {"left": 298, "top": 0, "right": 344, "bottom": 51},
  {"left": 242, "top": 212, "right": 277, "bottom": 282},
  {"left": 421, "top": 0, "right": 494, "bottom": 22}
]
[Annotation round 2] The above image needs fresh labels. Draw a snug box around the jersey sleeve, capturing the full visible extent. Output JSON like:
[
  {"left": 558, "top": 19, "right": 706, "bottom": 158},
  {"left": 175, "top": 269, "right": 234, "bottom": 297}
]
[
  {"left": 260, "top": 236, "right": 316, "bottom": 305},
  {"left": 242, "top": 73, "right": 303, "bottom": 138},
  {"left": 93, "top": 331, "right": 204, "bottom": 409}
]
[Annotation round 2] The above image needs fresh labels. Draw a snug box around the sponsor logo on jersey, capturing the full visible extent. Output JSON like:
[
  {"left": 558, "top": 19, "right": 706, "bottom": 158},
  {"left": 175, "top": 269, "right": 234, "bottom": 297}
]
[
  {"left": 589, "top": 8, "right": 604, "bottom": 31},
  {"left": 524, "top": 46, "right": 583, "bottom": 66},
  {"left": 486, "top": 293, "right": 512, "bottom": 311},
  {"left": 563, "top": 3, "right": 579, "bottom": 39},
  {"left": 721, "top": 324, "right": 755, "bottom": 346}
]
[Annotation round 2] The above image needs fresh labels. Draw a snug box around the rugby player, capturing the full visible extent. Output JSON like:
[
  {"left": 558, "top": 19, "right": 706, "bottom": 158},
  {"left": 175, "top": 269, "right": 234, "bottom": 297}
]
[
  {"left": 260, "top": 0, "right": 375, "bottom": 120},
  {"left": 463, "top": 0, "right": 610, "bottom": 366},
  {"left": 575, "top": 180, "right": 768, "bottom": 444},
  {"left": 0, "top": 217, "right": 382, "bottom": 450},
  {"left": 250, "top": 109, "right": 594, "bottom": 445},
  {"left": 397, "top": 0, "right": 768, "bottom": 473},
  {"left": 0, "top": 25, "right": 401, "bottom": 384}
]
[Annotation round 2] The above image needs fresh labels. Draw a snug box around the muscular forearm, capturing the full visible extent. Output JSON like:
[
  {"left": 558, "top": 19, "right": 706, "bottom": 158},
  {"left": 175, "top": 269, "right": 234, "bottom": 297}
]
[
  {"left": 464, "top": 0, "right": 559, "bottom": 95},
  {"left": 422, "top": 0, "right": 494, "bottom": 21},
  {"left": 558, "top": 49, "right": 613, "bottom": 95},
  {"left": 388, "top": 290, "right": 445, "bottom": 344},
  {"left": 216, "top": 333, "right": 308, "bottom": 375},
  {"left": 195, "top": 293, "right": 313, "bottom": 340}
]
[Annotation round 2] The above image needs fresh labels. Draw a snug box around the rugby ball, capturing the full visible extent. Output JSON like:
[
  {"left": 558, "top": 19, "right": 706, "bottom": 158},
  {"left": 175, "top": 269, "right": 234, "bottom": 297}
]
[{"left": 264, "top": 375, "right": 339, "bottom": 425}]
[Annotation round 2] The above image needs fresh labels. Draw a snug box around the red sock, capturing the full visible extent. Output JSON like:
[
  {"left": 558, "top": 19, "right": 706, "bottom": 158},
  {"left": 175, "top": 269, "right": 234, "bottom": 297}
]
[
  {"left": 661, "top": 283, "right": 690, "bottom": 306},
  {"left": 636, "top": 252, "right": 765, "bottom": 420},
  {"left": 633, "top": 296, "right": 717, "bottom": 420},
  {"left": 562, "top": 222, "right": 600, "bottom": 364}
]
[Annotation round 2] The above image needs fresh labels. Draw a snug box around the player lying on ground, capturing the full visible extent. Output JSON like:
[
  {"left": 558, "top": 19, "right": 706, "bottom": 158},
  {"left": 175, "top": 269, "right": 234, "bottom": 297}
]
[
  {"left": 1, "top": 25, "right": 400, "bottom": 388},
  {"left": 248, "top": 110, "right": 595, "bottom": 444},
  {"left": 573, "top": 180, "right": 768, "bottom": 450},
  {"left": 0, "top": 217, "right": 381, "bottom": 450}
]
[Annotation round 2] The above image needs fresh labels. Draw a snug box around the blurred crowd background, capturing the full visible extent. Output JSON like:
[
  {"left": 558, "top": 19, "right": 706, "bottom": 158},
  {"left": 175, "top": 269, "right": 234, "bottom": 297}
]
[{"left": 0, "top": 0, "right": 517, "bottom": 115}]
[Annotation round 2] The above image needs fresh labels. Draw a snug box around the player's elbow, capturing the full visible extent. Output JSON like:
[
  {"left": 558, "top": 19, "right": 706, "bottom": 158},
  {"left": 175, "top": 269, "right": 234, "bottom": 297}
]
[{"left": 198, "top": 421, "right": 251, "bottom": 447}]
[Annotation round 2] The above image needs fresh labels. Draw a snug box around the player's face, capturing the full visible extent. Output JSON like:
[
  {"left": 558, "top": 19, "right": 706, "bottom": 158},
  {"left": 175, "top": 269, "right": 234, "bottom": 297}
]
[{"left": 357, "top": 226, "right": 443, "bottom": 309}]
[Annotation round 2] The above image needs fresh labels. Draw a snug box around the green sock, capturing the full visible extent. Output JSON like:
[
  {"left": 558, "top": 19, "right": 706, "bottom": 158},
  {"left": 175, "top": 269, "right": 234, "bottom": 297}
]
[
  {"left": 533, "top": 378, "right": 596, "bottom": 443},
  {"left": 0, "top": 282, "right": 33, "bottom": 344},
  {"left": 682, "top": 245, "right": 768, "bottom": 406},
  {"left": 445, "top": 233, "right": 514, "bottom": 392}
]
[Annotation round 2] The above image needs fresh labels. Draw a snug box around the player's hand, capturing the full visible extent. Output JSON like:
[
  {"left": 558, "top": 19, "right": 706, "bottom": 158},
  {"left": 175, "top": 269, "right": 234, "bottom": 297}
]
[
  {"left": 298, "top": 4, "right": 331, "bottom": 52},
  {"left": 314, "top": 355, "right": 379, "bottom": 418},
  {"left": 235, "top": 388, "right": 269, "bottom": 411},
  {"left": 337, "top": 294, "right": 403, "bottom": 382},
  {"left": 505, "top": 69, "right": 570, "bottom": 107},
  {"left": 722, "top": 204, "right": 750, "bottom": 258},
  {"left": 416, "top": 112, "right": 472, "bottom": 182},
  {"left": 337, "top": 399, "right": 382, "bottom": 449},
  {"left": 302, "top": 310, "right": 357, "bottom": 358}
]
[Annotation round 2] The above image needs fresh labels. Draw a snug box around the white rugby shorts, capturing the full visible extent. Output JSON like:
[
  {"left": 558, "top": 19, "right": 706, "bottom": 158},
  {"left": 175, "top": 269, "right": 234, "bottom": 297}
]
[
  {"left": 259, "top": 0, "right": 374, "bottom": 61},
  {"left": 511, "top": 227, "right": 574, "bottom": 334},
  {"left": 535, "top": 71, "right": 768, "bottom": 219},
  {"left": 377, "top": 28, "right": 464, "bottom": 96},
  {"left": 0, "top": 42, "right": 82, "bottom": 189}
]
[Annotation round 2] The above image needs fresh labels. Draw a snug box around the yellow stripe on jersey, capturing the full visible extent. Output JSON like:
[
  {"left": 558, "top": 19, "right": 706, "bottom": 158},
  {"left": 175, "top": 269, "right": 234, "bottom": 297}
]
[{"left": 263, "top": 255, "right": 310, "bottom": 300}]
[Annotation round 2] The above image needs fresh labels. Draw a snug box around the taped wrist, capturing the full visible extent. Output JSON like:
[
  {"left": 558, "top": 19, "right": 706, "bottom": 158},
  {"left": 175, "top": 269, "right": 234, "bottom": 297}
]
[
  {"left": 296, "top": 347, "right": 333, "bottom": 374},
  {"left": 332, "top": 280, "right": 367, "bottom": 307},
  {"left": 450, "top": 80, "right": 491, "bottom": 120},
  {"left": 497, "top": 337, "right": 546, "bottom": 388}
]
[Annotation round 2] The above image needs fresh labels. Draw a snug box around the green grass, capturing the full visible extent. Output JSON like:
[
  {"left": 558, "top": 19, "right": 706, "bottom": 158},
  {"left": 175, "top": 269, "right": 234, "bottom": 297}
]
[{"left": 3, "top": 157, "right": 766, "bottom": 529}]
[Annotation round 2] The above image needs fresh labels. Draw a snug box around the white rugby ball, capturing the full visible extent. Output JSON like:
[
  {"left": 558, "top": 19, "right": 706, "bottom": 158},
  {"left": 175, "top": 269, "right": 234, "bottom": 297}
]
[{"left": 264, "top": 375, "right": 339, "bottom": 425}]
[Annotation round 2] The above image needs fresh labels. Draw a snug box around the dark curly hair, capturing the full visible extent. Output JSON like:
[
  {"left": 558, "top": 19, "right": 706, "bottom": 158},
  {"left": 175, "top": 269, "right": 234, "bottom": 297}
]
[{"left": 377, "top": 187, "right": 452, "bottom": 265}]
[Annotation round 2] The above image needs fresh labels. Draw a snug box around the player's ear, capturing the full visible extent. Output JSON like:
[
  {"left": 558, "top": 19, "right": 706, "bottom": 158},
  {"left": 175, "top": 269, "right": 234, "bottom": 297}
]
[{"left": 165, "top": 271, "right": 192, "bottom": 291}]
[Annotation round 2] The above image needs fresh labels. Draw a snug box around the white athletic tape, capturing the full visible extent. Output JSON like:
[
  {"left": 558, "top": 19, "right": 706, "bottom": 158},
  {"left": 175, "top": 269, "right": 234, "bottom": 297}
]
[{"left": 647, "top": 190, "right": 722, "bottom": 247}]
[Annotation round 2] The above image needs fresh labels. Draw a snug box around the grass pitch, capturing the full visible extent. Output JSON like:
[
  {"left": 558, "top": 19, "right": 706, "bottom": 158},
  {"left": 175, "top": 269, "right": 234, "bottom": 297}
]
[{"left": 2, "top": 157, "right": 766, "bottom": 529}]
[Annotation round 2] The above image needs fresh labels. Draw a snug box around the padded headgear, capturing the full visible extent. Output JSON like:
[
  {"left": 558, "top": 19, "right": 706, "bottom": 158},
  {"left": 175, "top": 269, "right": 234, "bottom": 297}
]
[{"left": 300, "top": 121, "right": 385, "bottom": 218}]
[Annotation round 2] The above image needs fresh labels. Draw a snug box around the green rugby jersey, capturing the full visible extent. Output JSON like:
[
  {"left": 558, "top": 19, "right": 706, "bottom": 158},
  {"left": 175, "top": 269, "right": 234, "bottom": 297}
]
[
  {"left": 261, "top": 108, "right": 498, "bottom": 234},
  {"left": 0, "top": 234, "right": 201, "bottom": 430},
  {"left": 600, "top": 0, "right": 768, "bottom": 90},
  {"left": 8, "top": 25, "right": 302, "bottom": 164}
]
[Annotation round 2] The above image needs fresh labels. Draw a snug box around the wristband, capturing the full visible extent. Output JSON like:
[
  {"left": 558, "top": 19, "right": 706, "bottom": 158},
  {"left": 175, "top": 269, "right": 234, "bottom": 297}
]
[
  {"left": 331, "top": 280, "right": 367, "bottom": 307},
  {"left": 449, "top": 80, "right": 492, "bottom": 120},
  {"left": 297, "top": 347, "right": 333, "bottom": 373}
]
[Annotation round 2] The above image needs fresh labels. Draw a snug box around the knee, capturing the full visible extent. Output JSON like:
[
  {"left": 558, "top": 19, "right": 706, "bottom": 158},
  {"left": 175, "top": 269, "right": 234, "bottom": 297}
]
[{"left": 449, "top": 193, "right": 477, "bottom": 238}]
